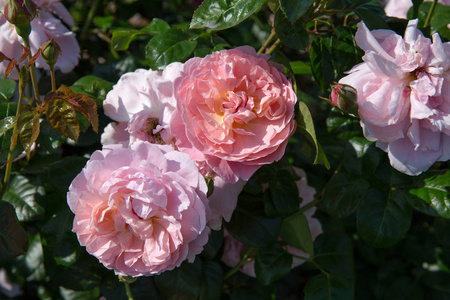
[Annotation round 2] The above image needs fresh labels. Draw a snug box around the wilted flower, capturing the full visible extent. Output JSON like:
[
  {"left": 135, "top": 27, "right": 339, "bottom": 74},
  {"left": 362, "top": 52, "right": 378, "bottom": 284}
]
[{"left": 339, "top": 20, "right": 450, "bottom": 175}]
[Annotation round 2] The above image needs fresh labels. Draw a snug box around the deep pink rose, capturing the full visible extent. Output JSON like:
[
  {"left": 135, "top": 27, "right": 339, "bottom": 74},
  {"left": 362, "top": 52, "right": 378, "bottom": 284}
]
[
  {"left": 339, "top": 20, "right": 450, "bottom": 175},
  {"left": 67, "top": 141, "right": 210, "bottom": 276},
  {"left": 169, "top": 46, "right": 297, "bottom": 183},
  {"left": 101, "top": 63, "right": 183, "bottom": 147},
  {"left": 221, "top": 167, "right": 322, "bottom": 277},
  {"left": 0, "top": 0, "right": 80, "bottom": 79}
]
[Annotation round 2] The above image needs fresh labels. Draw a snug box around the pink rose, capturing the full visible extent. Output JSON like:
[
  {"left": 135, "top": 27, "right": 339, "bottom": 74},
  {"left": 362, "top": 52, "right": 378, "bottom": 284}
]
[
  {"left": 221, "top": 167, "right": 322, "bottom": 277},
  {"left": 67, "top": 141, "right": 210, "bottom": 276},
  {"left": 101, "top": 63, "right": 183, "bottom": 147},
  {"left": 0, "top": 0, "right": 80, "bottom": 79},
  {"left": 339, "top": 20, "right": 450, "bottom": 175},
  {"left": 169, "top": 46, "right": 297, "bottom": 183},
  {"left": 384, "top": 0, "right": 450, "bottom": 19}
]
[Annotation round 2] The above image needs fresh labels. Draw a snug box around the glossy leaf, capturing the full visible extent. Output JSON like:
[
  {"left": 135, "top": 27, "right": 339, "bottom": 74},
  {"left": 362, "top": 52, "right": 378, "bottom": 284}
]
[
  {"left": 111, "top": 29, "right": 145, "bottom": 51},
  {"left": 0, "top": 116, "right": 17, "bottom": 138},
  {"left": 409, "top": 170, "right": 450, "bottom": 218},
  {"left": 279, "top": 0, "right": 315, "bottom": 23},
  {"left": 290, "top": 61, "right": 312, "bottom": 75},
  {"left": 274, "top": 9, "right": 309, "bottom": 49},
  {"left": 45, "top": 98, "right": 80, "bottom": 141},
  {"left": 18, "top": 109, "right": 40, "bottom": 158},
  {"left": 3, "top": 175, "right": 44, "bottom": 222},
  {"left": 0, "top": 201, "right": 28, "bottom": 262},
  {"left": 331, "top": 27, "right": 362, "bottom": 78},
  {"left": 267, "top": 169, "right": 299, "bottom": 217},
  {"left": 254, "top": 243, "right": 292, "bottom": 285},
  {"left": 304, "top": 273, "right": 354, "bottom": 300},
  {"left": 145, "top": 29, "right": 197, "bottom": 70},
  {"left": 357, "top": 188, "right": 412, "bottom": 247},
  {"left": 0, "top": 78, "right": 17, "bottom": 102},
  {"left": 280, "top": 211, "right": 314, "bottom": 255},
  {"left": 297, "top": 101, "right": 330, "bottom": 168},
  {"left": 353, "top": 1, "right": 388, "bottom": 30},
  {"left": 70, "top": 75, "right": 114, "bottom": 103},
  {"left": 322, "top": 174, "right": 369, "bottom": 218},
  {"left": 310, "top": 36, "right": 334, "bottom": 91},
  {"left": 190, "top": 0, "right": 266, "bottom": 30},
  {"left": 141, "top": 18, "right": 170, "bottom": 35}
]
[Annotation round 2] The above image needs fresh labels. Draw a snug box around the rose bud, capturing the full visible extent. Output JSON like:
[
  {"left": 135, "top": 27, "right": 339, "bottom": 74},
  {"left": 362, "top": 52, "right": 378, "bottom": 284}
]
[
  {"left": 4, "top": 0, "right": 37, "bottom": 37},
  {"left": 330, "top": 82, "right": 358, "bottom": 112},
  {"left": 40, "top": 39, "right": 62, "bottom": 67}
]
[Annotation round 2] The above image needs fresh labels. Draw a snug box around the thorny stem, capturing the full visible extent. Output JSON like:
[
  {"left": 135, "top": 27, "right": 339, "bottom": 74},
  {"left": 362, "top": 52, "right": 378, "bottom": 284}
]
[
  {"left": 0, "top": 77, "right": 25, "bottom": 198},
  {"left": 423, "top": 0, "right": 438, "bottom": 28},
  {"left": 22, "top": 37, "right": 40, "bottom": 102},
  {"left": 257, "top": 30, "right": 277, "bottom": 55},
  {"left": 266, "top": 39, "right": 282, "bottom": 55},
  {"left": 223, "top": 247, "right": 257, "bottom": 280}
]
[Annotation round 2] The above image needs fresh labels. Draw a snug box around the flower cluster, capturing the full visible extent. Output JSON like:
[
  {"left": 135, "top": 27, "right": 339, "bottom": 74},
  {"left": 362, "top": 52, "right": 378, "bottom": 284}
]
[
  {"left": 68, "top": 46, "right": 302, "bottom": 276},
  {"left": 339, "top": 20, "right": 450, "bottom": 175},
  {"left": 0, "top": 0, "right": 80, "bottom": 79}
]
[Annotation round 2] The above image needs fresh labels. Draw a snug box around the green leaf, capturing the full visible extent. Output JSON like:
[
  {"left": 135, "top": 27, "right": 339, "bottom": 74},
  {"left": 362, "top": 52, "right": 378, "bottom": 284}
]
[
  {"left": 357, "top": 188, "right": 412, "bottom": 247},
  {"left": 45, "top": 98, "right": 80, "bottom": 141},
  {"left": 290, "top": 61, "right": 312, "bottom": 75},
  {"left": 18, "top": 109, "right": 40, "bottom": 158},
  {"left": 310, "top": 36, "right": 334, "bottom": 91},
  {"left": 70, "top": 75, "right": 114, "bottom": 103},
  {"left": 297, "top": 101, "right": 330, "bottom": 168},
  {"left": 322, "top": 174, "right": 369, "bottom": 218},
  {"left": 141, "top": 18, "right": 171, "bottom": 35},
  {"left": 407, "top": 3, "right": 450, "bottom": 39},
  {"left": 314, "top": 232, "right": 354, "bottom": 278},
  {"left": 266, "top": 169, "right": 299, "bottom": 217},
  {"left": 255, "top": 243, "right": 292, "bottom": 285},
  {"left": 0, "top": 201, "right": 28, "bottom": 262},
  {"left": 14, "top": 233, "right": 46, "bottom": 281},
  {"left": 190, "top": 0, "right": 266, "bottom": 30},
  {"left": 155, "top": 259, "right": 222, "bottom": 300},
  {"left": 0, "top": 78, "right": 16, "bottom": 102},
  {"left": 409, "top": 170, "right": 450, "bottom": 218},
  {"left": 279, "top": 0, "right": 315, "bottom": 23},
  {"left": 331, "top": 27, "right": 362, "bottom": 78},
  {"left": 3, "top": 175, "right": 44, "bottom": 222},
  {"left": 304, "top": 273, "right": 354, "bottom": 300},
  {"left": 111, "top": 29, "right": 145, "bottom": 51},
  {"left": 145, "top": 29, "right": 197, "bottom": 70},
  {"left": 0, "top": 103, "right": 21, "bottom": 164},
  {"left": 326, "top": 108, "right": 362, "bottom": 140},
  {"left": 59, "top": 287, "right": 101, "bottom": 300},
  {"left": 353, "top": 1, "right": 388, "bottom": 30},
  {"left": 93, "top": 15, "right": 113, "bottom": 31},
  {"left": 280, "top": 211, "right": 314, "bottom": 255},
  {"left": 274, "top": 9, "right": 309, "bottom": 49},
  {"left": 0, "top": 116, "right": 17, "bottom": 138},
  {"left": 226, "top": 208, "right": 280, "bottom": 247}
]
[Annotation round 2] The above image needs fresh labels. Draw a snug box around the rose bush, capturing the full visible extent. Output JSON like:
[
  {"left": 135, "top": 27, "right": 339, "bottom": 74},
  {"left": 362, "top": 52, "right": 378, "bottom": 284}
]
[
  {"left": 101, "top": 63, "right": 183, "bottom": 147},
  {"left": 339, "top": 20, "right": 450, "bottom": 175},
  {"left": 169, "top": 46, "right": 297, "bottom": 183},
  {"left": 221, "top": 167, "right": 322, "bottom": 276},
  {"left": 384, "top": 0, "right": 450, "bottom": 19},
  {"left": 67, "top": 141, "right": 210, "bottom": 276},
  {"left": 0, "top": 0, "right": 80, "bottom": 79}
]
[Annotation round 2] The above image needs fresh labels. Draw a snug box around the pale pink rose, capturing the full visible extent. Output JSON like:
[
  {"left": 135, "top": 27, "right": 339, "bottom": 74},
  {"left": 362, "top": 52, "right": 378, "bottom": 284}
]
[
  {"left": 101, "top": 63, "right": 183, "bottom": 147},
  {"left": 339, "top": 20, "right": 450, "bottom": 175},
  {"left": 0, "top": 0, "right": 80, "bottom": 79},
  {"left": 169, "top": 46, "right": 297, "bottom": 183},
  {"left": 67, "top": 141, "right": 210, "bottom": 276},
  {"left": 385, "top": 0, "right": 450, "bottom": 19},
  {"left": 221, "top": 167, "right": 322, "bottom": 277}
]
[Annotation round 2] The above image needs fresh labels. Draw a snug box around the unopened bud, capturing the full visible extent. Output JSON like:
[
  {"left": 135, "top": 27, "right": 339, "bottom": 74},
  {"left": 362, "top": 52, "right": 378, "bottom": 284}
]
[
  {"left": 330, "top": 83, "right": 358, "bottom": 112},
  {"left": 4, "top": 0, "right": 37, "bottom": 38},
  {"left": 40, "top": 39, "right": 61, "bottom": 67}
]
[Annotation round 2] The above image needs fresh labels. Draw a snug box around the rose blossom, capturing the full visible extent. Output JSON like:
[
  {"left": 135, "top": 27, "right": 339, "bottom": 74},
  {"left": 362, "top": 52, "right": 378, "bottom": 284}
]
[
  {"left": 169, "top": 46, "right": 297, "bottom": 183},
  {"left": 101, "top": 63, "right": 183, "bottom": 147},
  {"left": 384, "top": 0, "right": 450, "bottom": 19},
  {"left": 0, "top": 0, "right": 80, "bottom": 79},
  {"left": 221, "top": 167, "right": 322, "bottom": 277},
  {"left": 67, "top": 141, "right": 210, "bottom": 276},
  {"left": 339, "top": 20, "right": 450, "bottom": 175}
]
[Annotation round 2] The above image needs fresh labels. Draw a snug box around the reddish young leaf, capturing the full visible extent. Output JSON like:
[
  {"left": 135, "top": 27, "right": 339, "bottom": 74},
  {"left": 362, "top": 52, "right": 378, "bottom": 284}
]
[
  {"left": 18, "top": 109, "right": 41, "bottom": 159},
  {"left": 18, "top": 45, "right": 30, "bottom": 63},
  {"left": 0, "top": 51, "right": 8, "bottom": 63},
  {"left": 45, "top": 98, "right": 79, "bottom": 141},
  {"left": 5, "top": 58, "right": 16, "bottom": 77},
  {"left": 28, "top": 48, "right": 41, "bottom": 66}
]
